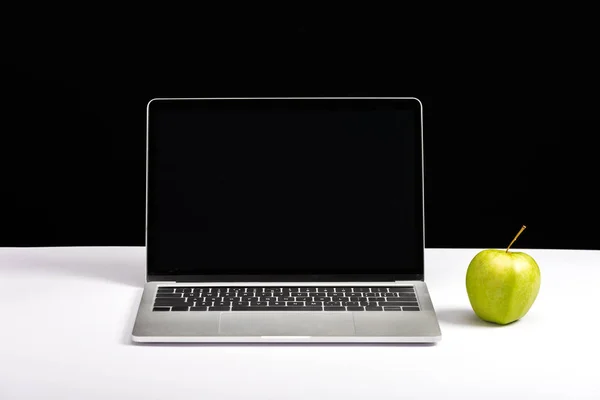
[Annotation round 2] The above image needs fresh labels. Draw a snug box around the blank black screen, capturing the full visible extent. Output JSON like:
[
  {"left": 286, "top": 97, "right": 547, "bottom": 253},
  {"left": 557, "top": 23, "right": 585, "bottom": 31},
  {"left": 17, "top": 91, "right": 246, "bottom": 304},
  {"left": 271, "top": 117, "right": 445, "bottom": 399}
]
[{"left": 147, "top": 99, "right": 423, "bottom": 279}]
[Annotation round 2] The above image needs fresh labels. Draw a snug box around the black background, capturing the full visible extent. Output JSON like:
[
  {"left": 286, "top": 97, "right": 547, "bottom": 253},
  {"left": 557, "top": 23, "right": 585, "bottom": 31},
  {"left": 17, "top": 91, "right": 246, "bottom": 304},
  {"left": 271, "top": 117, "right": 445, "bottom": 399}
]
[{"left": 2, "top": 24, "right": 599, "bottom": 250}]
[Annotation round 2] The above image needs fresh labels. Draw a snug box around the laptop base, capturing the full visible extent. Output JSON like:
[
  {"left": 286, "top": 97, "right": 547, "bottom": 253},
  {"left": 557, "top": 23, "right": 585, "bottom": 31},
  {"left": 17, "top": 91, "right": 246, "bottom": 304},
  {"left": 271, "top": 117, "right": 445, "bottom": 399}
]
[{"left": 132, "top": 282, "right": 441, "bottom": 343}]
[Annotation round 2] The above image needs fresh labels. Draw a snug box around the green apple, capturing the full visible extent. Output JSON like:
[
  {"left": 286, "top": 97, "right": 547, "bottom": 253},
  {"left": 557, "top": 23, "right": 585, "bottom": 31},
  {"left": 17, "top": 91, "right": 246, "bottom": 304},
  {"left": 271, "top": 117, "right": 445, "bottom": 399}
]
[{"left": 466, "top": 226, "right": 541, "bottom": 325}]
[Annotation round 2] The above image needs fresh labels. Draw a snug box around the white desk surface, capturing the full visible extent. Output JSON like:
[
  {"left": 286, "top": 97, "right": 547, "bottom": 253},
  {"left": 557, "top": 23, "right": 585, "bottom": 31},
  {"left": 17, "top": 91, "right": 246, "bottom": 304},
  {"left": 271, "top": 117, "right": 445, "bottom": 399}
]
[{"left": 1, "top": 247, "right": 599, "bottom": 399}]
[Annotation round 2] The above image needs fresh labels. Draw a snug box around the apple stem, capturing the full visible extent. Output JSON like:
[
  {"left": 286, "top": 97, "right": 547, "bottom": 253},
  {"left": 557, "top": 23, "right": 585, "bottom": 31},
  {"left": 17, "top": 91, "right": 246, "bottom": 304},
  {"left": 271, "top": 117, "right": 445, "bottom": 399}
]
[{"left": 506, "top": 225, "right": 527, "bottom": 253}]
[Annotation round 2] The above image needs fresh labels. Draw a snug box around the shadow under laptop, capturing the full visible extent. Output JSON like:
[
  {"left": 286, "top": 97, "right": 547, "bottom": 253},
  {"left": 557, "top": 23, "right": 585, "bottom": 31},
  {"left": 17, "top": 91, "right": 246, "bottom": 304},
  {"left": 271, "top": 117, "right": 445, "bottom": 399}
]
[{"left": 126, "top": 340, "right": 437, "bottom": 348}]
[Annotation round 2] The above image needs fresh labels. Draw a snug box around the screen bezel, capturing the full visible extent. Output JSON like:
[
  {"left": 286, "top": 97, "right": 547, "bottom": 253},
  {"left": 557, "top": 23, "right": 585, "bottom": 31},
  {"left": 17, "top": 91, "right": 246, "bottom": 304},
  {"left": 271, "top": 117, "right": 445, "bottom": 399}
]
[{"left": 146, "top": 98, "right": 425, "bottom": 282}]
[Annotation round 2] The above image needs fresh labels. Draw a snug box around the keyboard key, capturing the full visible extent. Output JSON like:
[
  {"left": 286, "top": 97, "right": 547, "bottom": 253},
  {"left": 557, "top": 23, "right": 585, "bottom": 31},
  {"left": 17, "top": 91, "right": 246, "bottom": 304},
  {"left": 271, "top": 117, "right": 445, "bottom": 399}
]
[
  {"left": 197, "top": 301, "right": 212, "bottom": 307},
  {"left": 383, "top": 293, "right": 399, "bottom": 297},
  {"left": 389, "top": 287, "right": 415, "bottom": 292},
  {"left": 324, "top": 306, "right": 345, "bottom": 311},
  {"left": 241, "top": 297, "right": 260, "bottom": 302},
  {"left": 154, "top": 298, "right": 187, "bottom": 306},
  {"left": 232, "top": 306, "right": 322, "bottom": 311},
  {"left": 190, "top": 307, "right": 208, "bottom": 311},
  {"left": 332, "top": 297, "right": 349, "bottom": 302},
  {"left": 318, "top": 287, "right": 335, "bottom": 292},
  {"left": 250, "top": 301, "right": 267, "bottom": 306},
  {"left": 152, "top": 307, "right": 170, "bottom": 311},
  {"left": 348, "top": 293, "right": 364, "bottom": 297},
  {"left": 208, "top": 306, "right": 231, "bottom": 311},
  {"left": 156, "top": 293, "right": 183, "bottom": 298},
  {"left": 234, "top": 302, "right": 249, "bottom": 307},
  {"left": 403, "top": 307, "right": 420, "bottom": 311},
  {"left": 290, "top": 292, "right": 305, "bottom": 296},
  {"left": 353, "top": 287, "right": 369, "bottom": 292},
  {"left": 385, "top": 302, "right": 419, "bottom": 307},
  {"left": 280, "top": 297, "right": 295, "bottom": 302},
  {"left": 296, "top": 296, "right": 311, "bottom": 301},
  {"left": 325, "top": 301, "right": 341, "bottom": 306},
  {"left": 349, "top": 297, "right": 363, "bottom": 301},
  {"left": 307, "top": 301, "right": 323, "bottom": 307},
  {"left": 270, "top": 301, "right": 286, "bottom": 306},
  {"left": 383, "top": 307, "right": 403, "bottom": 311},
  {"left": 365, "top": 293, "right": 380, "bottom": 297},
  {"left": 223, "top": 296, "right": 240, "bottom": 301},
  {"left": 346, "top": 306, "right": 364, "bottom": 311},
  {"left": 365, "top": 306, "right": 383, "bottom": 311},
  {"left": 314, "top": 297, "right": 331, "bottom": 302},
  {"left": 204, "top": 297, "right": 221, "bottom": 302},
  {"left": 397, "top": 293, "right": 418, "bottom": 298},
  {"left": 215, "top": 302, "right": 232, "bottom": 307},
  {"left": 287, "top": 301, "right": 304, "bottom": 306},
  {"left": 284, "top": 287, "right": 299, "bottom": 292},
  {"left": 338, "top": 288, "right": 351, "bottom": 292},
  {"left": 387, "top": 297, "right": 417, "bottom": 303},
  {"left": 264, "top": 288, "right": 282, "bottom": 292},
  {"left": 343, "top": 301, "right": 360, "bottom": 307},
  {"left": 298, "top": 287, "right": 317, "bottom": 292},
  {"left": 171, "top": 306, "right": 189, "bottom": 311},
  {"left": 262, "top": 297, "right": 277, "bottom": 301}
]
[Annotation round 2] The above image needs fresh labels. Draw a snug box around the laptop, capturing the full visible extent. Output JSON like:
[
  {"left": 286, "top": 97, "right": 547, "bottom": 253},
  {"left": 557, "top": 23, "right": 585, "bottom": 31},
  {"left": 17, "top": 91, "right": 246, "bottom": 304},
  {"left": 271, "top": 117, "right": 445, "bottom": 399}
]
[{"left": 132, "top": 97, "right": 441, "bottom": 343}]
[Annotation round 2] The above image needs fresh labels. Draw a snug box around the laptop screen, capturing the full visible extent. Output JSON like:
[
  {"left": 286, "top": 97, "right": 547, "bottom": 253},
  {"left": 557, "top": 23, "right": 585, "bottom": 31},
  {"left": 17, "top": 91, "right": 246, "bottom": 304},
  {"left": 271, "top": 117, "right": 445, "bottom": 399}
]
[{"left": 147, "top": 98, "right": 424, "bottom": 281}]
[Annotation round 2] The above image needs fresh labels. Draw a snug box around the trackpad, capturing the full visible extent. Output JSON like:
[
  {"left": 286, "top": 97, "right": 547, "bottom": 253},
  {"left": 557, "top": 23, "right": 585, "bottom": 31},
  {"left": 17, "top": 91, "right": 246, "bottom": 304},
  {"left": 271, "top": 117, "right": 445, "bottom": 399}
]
[{"left": 219, "top": 312, "right": 356, "bottom": 336}]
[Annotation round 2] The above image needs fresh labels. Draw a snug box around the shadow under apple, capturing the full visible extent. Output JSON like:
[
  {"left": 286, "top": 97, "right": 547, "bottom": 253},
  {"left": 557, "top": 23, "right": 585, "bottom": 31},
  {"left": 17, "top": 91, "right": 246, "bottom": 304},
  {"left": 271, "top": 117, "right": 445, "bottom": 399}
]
[{"left": 435, "top": 307, "right": 517, "bottom": 328}]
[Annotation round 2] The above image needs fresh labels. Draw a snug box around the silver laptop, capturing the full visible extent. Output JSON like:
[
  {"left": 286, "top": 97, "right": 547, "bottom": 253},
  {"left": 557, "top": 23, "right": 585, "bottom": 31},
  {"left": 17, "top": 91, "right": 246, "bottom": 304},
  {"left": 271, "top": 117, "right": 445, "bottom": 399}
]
[{"left": 132, "top": 97, "right": 441, "bottom": 343}]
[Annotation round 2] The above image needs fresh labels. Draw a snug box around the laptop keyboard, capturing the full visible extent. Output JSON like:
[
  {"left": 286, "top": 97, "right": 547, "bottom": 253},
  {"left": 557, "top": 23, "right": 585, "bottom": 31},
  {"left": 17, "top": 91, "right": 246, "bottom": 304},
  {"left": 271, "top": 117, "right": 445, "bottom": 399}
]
[{"left": 152, "top": 286, "right": 420, "bottom": 312}]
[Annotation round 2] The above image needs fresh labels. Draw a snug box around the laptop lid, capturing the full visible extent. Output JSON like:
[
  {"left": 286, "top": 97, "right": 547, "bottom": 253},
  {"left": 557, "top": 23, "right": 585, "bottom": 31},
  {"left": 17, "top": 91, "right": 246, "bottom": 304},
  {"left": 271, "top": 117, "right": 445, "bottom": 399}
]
[{"left": 146, "top": 98, "right": 424, "bottom": 282}]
